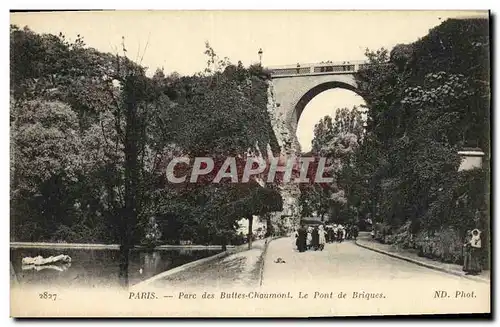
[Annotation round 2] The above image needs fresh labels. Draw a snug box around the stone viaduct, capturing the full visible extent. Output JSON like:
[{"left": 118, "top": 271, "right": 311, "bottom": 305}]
[{"left": 268, "top": 60, "right": 367, "bottom": 139}]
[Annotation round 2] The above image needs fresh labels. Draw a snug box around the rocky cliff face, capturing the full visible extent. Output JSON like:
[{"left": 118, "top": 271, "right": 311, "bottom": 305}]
[
  {"left": 264, "top": 81, "right": 301, "bottom": 234},
  {"left": 266, "top": 82, "right": 302, "bottom": 154}
]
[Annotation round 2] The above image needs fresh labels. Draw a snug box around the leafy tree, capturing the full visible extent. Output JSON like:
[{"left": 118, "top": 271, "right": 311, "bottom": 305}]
[
  {"left": 300, "top": 107, "right": 364, "bottom": 222},
  {"left": 11, "top": 100, "right": 81, "bottom": 240},
  {"left": 10, "top": 25, "right": 127, "bottom": 243},
  {"left": 7, "top": 27, "right": 284, "bottom": 278},
  {"left": 156, "top": 43, "right": 282, "bottom": 249},
  {"left": 349, "top": 18, "right": 489, "bottom": 265}
]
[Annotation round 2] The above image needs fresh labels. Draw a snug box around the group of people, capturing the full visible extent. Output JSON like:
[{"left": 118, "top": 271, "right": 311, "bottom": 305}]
[
  {"left": 293, "top": 223, "right": 360, "bottom": 252},
  {"left": 294, "top": 225, "right": 326, "bottom": 252},
  {"left": 324, "top": 224, "right": 359, "bottom": 243},
  {"left": 463, "top": 228, "right": 483, "bottom": 275}
]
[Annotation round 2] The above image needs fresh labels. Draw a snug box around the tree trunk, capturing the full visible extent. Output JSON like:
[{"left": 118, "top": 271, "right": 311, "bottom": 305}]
[
  {"left": 265, "top": 214, "right": 273, "bottom": 237},
  {"left": 119, "top": 76, "right": 141, "bottom": 289},
  {"left": 118, "top": 243, "right": 130, "bottom": 288},
  {"left": 371, "top": 193, "right": 377, "bottom": 222},
  {"left": 247, "top": 215, "right": 253, "bottom": 250},
  {"left": 221, "top": 232, "right": 228, "bottom": 251}
]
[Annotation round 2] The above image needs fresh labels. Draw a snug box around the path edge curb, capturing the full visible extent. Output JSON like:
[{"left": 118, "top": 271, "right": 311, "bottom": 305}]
[
  {"left": 258, "top": 236, "right": 281, "bottom": 286},
  {"left": 130, "top": 242, "right": 252, "bottom": 290},
  {"left": 130, "top": 251, "right": 228, "bottom": 290},
  {"left": 355, "top": 240, "right": 489, "bottom": 284}
]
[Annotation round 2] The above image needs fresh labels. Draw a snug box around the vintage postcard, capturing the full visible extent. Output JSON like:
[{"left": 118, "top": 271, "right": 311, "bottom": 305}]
[{"left": 9, "top": 10, "right": 491, "bottom": 317}]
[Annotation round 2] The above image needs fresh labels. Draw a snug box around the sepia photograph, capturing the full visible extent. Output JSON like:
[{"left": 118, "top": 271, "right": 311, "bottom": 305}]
[{"left": 9, "top": 9, "right": 491, "bottom": 317}]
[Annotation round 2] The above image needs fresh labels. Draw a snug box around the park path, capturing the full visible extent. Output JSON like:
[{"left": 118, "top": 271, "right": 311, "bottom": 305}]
[
  {"left": 146, "top": 239, "right": 268, "bottom": 290},
  {"left": 355, "top": 233, "right": 490, "bottom": 283},
  {"left": 261, "top": 236, "right": 490, "bottom": 289}
]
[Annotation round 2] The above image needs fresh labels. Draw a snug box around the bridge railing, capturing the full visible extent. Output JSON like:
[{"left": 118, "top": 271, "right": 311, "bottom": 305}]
[{"left": 268, "top": 60, "right": 369, "bottom": 77}]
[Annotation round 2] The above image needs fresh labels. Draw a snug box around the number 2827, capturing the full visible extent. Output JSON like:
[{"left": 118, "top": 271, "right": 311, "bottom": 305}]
[{"left": 39, "top": 292, "right": 57, "bottom": 301}]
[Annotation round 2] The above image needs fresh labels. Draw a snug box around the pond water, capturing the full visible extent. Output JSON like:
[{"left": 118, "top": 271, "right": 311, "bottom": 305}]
[{"left": 10, "top": 247, "right": 222, "bottom": 288}]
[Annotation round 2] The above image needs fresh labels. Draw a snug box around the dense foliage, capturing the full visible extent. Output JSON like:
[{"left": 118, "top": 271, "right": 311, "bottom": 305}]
[
  {"left": 300, "top": 18, "right": 490, "bottom": 265},
  {"left": 10, "top": 17, "right": 490, "bottom": 273},
  {"left": 299, "top": 107, "right": 365, "bottom": 223},
  {"left": 10, "top": 26, "right": 282, "bottom": 251}
]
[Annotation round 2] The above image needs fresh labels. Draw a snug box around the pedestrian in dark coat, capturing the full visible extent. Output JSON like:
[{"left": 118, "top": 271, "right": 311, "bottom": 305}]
[
  {"left": 297, "top": 225, "right": 307, "bottom": 252},
  {"left": 351, "top": 225, "right": 359, "bottom": 240},
  {"left": 463, "top": 230, "right": 472, "bottom": 273},
  {"left": 312, "top": 227, "right": 319, "bottom": 250},
  {"left": 327, "top": 227, "right": 334, "bottom": 243},
  {"left": 466, "top": 229, "right": 482, "bottom": 275}
]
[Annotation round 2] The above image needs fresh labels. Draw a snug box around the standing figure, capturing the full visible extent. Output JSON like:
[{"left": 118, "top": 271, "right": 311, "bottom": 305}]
[
  {"left": 293, "top": 229, "right": 299, "bottom": 250},
  {"left": 337, "top": 225, "right": 345, "bottom": 243},
  {"left": 312, "top": 227, "right": 319, "bottom": 250},
  {"left": 297, "top": 225, "right": 307, "bottom": 252},
  {"left": 463, "top": 230, "right": 472, "bottom": 273},
  {"left": 467, "top": 229, "right": 483, "bottom": 275},
  {"left": 351, "top": 224, "right": 359, "bottom": 240},
  {"left": 327, "top": 226, "right": 334, "bottom": 243},
  {"left": 318, "top": 225, "right": 327, "bottom": 251},
  {"left": 345, "top": 225, "right": 351, "bottom": 240},
  {"left": 306, "top": 227, "right": 313, "bottom": 250}
]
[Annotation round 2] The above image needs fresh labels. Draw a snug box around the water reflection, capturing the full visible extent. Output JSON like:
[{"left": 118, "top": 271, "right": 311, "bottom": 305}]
[
  {"left": 11, "top": 248, "right": 221, "bottom": 288},
  {"left": 136, "top": 251, "right": 162, "bottom": 279},
  {"left": 22, "top": 262, "right": 71, "bottom": 272},
  {"left": 178, "top": 248, "right": 194, "bottom": 256}
]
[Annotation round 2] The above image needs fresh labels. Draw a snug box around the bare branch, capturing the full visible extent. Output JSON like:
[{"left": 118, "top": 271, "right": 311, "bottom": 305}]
[{"left": 139, "top": 31, "right": 151, "bottom": 65}]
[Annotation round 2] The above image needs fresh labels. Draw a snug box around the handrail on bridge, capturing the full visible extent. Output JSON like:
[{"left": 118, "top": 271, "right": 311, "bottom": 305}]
[{"left": 268, "top": 60, "right": 370, "bottom": 77}]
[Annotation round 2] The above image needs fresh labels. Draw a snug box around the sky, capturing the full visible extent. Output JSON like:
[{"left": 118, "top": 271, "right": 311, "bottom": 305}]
[
  {"left": 296, "top": 89, "right": 367, "bottom": 151},
  {"left": 10, "top": 10, "right": 487, "bottom": 151}
]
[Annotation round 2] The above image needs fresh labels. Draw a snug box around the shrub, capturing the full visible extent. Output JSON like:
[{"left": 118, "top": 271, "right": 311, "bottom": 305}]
[
  {"left": 51, "top": 224, "right": 101, "bottom": 243},
  {"left": 414, "top": 227, "right": 463, "bottom": 264},
  {"left": 373, "top": 222, "right": 393, "bottom": 243},
  {"left": 392, "top": 221, "right": 414, "bottom": 248}
]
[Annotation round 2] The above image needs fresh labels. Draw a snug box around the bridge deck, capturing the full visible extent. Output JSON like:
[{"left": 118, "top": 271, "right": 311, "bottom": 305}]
[{"left": 268, "top": 60, "right": 369, "bottom": 77}]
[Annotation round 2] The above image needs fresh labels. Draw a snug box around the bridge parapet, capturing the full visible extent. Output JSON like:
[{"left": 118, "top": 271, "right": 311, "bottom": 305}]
[{"left": 268, "top": 60, "right": 369, "bottom": 77}]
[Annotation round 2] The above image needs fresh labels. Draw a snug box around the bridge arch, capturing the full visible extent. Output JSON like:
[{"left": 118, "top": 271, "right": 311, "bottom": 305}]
[
  {"left": 269, "top": 61, "right": 368, "bottom": 151},
  {"left": 293, "top": 81, "right": 363, "bottom": 124}
]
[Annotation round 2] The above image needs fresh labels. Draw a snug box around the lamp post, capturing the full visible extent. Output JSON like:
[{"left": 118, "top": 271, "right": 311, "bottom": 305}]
[{"left": 258, "top": 48, "right": 263, "bottom": 65}]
